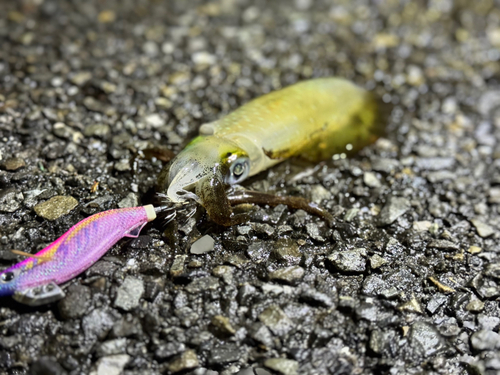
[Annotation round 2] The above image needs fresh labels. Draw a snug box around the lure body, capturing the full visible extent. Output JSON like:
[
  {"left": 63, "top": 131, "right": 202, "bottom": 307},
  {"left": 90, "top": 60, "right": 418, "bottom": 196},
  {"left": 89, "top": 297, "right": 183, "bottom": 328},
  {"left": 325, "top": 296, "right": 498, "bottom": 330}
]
[
  {"left": 159, "top": 77, "right": 386, "bottom": 225},
  {"left": 0, "top": 205, "right": 157, "bottom": 305}
]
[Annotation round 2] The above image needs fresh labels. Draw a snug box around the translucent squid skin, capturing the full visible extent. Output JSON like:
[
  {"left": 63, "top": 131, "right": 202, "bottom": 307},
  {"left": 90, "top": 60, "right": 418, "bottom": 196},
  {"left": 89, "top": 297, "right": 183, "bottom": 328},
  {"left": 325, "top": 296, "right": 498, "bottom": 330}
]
[
  {"left": 0, "top": 205, "right": 156, "bottom": 302},
  {"left": 158, "top": 77, "right": 386, "bottom": 226}
]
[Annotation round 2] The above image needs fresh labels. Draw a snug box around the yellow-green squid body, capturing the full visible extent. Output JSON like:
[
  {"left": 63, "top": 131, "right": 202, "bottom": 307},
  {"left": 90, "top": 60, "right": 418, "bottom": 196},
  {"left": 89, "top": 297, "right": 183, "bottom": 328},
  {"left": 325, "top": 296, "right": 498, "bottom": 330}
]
[{"left": 159, "top": 77, "right": 385, "bottom": 225}]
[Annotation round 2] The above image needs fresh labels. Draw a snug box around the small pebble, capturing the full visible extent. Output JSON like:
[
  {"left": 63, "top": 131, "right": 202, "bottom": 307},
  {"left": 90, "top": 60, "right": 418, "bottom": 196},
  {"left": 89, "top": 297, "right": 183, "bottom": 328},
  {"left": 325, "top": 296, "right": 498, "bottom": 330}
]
[
  {"left": 413, "top": 221, "right": 432, "bottom": 232},
  {"left": 58, "top": 284, "right": 92, "bottom": 320},
  {"left": 0, "top": 189, "right": 23, "bottom": 213},
  {"left": 192, "top": 51, "right": 217, "bottom": 66},
  {"left": 170, "top": 255, "right": 187, "bottom": 278},
  {"left": 470, "top": 219, "right": 495, "bottom": 238},
  {"left": 310, "top": 184, "right": 332, "bottom": 203},
  {"left": 190, "top": 235, "right": 215, "bottom": 254},
  {"left": 117, "top": 193, "right": 138, "bottom": 208},
  {"left": 428, "top": 277, "right": 455, "bottom": 294},
  {"left": 1, "top": 157, "right": 26, "bottom": 171},
  {"left": 363, "top": 172, "right": 381, "bottom": 188},
  {"left": 70, "top": 71, "right": 92, "bottom": 86},
  {"left": 114, "top": 277, "right": 144, "bottom": 311},
  {"left": 378, "top": 197, "right": 410, "bottom": 225},
  {"left": 167, "top": 350, "right": 199, "bottom": 373},
  {"left": 145, "top": 114, "right": 165, "bottom": 128},
  {"left": 258, "top": 305, "right": 293, "bottom": 336},
  {"left": 34, "top": 196, "right": 78, "bottom": 221},
  {"left": 96, "top": 354, "right": 130, "bottom": 375},
  {"left": 328, "top": 248, "right": 366, "bottom": 273},
  {"left": 269, "top": 266, "right": 305, "bottom": 284},
  {"left": 428, "top": 240, "right": 459, "bottom": 252},
  {"left": 398, "top": 297, "right": 423, "bottom": 314},
  {"left": 271, "top": 238, "right": 301, "bottom": 264},
  {"left": 466, "top": 299, "right": 485, "bottom": 312},
  {"left": 98, "top": 10, "right": 116, "bottom": 23},
  {"left": 468, "top": 246, "right": 482, "bottom": 254},
  {"left": 408, "top": 321, "right": 446, "bottom": 357},
  {"left": 370, "top": 254, "right": 388, "bottom": 269},
  {"left": 211, "top": 315, "right": 236, "bottom": 335},
  {"left": 84, "top": 123, "right": 110, "bottom": 138},
  {"left": 344, "top": 208, "right": 359, "bottom": 222},
  {"left": 470, "top": 330, "right": 500, "bottom": 351},
  {"left": 208, "top": 344, "right": 241, "bottom": 366},
  {"left": 264, "top": 358, "right": 299, "bottom": 375}
]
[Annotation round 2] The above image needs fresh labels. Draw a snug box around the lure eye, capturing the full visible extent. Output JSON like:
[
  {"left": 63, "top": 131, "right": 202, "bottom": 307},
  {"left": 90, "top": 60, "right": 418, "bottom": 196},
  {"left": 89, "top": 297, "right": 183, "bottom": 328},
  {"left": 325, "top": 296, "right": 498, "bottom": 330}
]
[
  {"left": 226, "top": 157, "right": 250, "bottom": 185},
  {"left": 1, "top": 271, "right": 15, "bottom": 283}
]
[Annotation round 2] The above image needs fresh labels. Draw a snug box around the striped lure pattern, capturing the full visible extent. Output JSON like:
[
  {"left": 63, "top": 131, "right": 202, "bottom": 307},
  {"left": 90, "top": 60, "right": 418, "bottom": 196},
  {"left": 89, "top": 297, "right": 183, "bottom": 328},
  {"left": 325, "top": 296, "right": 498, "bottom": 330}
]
[{"left": 0, "top": 205, "right": 157, "bottom": 305}]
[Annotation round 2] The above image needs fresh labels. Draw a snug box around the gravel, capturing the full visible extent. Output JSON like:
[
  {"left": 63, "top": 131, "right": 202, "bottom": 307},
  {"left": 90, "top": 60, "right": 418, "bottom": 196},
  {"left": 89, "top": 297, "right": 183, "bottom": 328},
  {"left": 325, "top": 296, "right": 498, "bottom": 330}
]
[
  {"left": 167, "top": 350, "right": 199, "bottom": 373},
  {"left": 33, "top": 195, "right": 79, "bottom": 221},
  {"left": 113, "top": 276, "right": 145, "bottom": 311},
  {"left": 1, "top": 0, "right": 500, "bottom": 374},
  {"left": 327, "top": 247, "right": 367, "bottom": 273},
  {"left": 470, "top": 330, "right": 500, "bottom": 352},
  {"left": 96, "top": 354, "right": 130, "bottom": 375},
  {"left": 268, "top": 266, "right": 305, "bottom": 284},
  {"left": 190, "top": 234, "right": 215, "bottom": 254},
  {"left": 1, "top": 157, "right": 26, "bottom": 171},
  {"left": 263, "top": 358, "right": 299, "bottom": 375},
  {"left": 377, "top": 196, "right": 411, "bottom": 225}
]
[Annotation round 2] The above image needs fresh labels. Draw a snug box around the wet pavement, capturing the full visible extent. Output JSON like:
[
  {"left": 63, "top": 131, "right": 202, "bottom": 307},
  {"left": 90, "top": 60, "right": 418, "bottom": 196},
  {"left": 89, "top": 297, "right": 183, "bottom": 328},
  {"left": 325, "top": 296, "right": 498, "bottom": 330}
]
[{"left": 1, "top": 0, "right": 500, "bottom": 374}]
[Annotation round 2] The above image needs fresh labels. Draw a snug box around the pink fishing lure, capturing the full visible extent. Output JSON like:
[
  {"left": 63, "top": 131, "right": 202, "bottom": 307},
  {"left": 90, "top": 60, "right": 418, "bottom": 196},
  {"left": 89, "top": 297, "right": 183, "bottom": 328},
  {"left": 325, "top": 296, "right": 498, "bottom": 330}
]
[{"left": 0, "top": 205, "right": 157, "bottom": 305}]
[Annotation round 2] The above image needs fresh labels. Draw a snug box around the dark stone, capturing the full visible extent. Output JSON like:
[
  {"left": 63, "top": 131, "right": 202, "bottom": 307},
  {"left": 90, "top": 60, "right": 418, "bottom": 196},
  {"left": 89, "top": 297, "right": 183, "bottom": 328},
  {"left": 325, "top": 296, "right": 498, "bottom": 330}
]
[
  {"left": 362, "top": 275, "right": 387, "bottom": 296},
  {"left": 82, "top": 308, "right": 119, "bottom": 341},
  {"left": 378, "top": 197, "right": 410, "bottom": 225},
  {"left": 271, "top": 238, "right": 301, "bottom": 265},
  {"left": 114, "top": 276, "right": 144, "bottom": 311},
  {"left": 299, "top": 288, "right": 334, "bottom": 307},
  {"left": 208, "top": 344, "right": 241, "bottom": 365},
  {"left": 409, "top": 321, "right": 446, "bottom": 357},
  {"left": 0, "top": 188, "right": 22, "bottom": 213},
  {"left": 155, "top": 342, "right": 186, "bottom": 361},
  {"left": 249, "top": 323, "right": 274, "bottom": 348},
  {"left": 246, "top": 241, "right": 271, "bottom": 263},
  {"left": 426, "top": 293, "right": 447, "bottom": 315},
  {"left": 238, "top": 284, "right": 258, "bottom": 306},
  {"left": 30, "top": 357, "right": 67, "bottom": 375},
  {"left": 86, "top": 261, "right": 119, "bottom": 278},
  {"left": 110, "top": 315, "right": 143, "bottom": 338},
  {"left": 327, "top": 248, "right": 366, "bottom": 273},
  {"left": 269, "top": 266, "right": 305, "bottom": 284},
  {"left": 258, "top": 305, "right": 294, "bottom": 336},
  {"left": 58, "top": 284, "right": 92, "bottom": 320},
  {"left": 185, "top": 276, "right": 220, "bottom": 293}
]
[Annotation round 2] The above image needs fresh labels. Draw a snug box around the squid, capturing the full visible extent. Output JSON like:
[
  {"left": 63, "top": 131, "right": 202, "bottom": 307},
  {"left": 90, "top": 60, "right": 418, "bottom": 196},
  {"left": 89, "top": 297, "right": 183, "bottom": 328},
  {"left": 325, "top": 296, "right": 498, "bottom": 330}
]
[{"left": 158, "top": 77, "right": 387, "bottom": 226}]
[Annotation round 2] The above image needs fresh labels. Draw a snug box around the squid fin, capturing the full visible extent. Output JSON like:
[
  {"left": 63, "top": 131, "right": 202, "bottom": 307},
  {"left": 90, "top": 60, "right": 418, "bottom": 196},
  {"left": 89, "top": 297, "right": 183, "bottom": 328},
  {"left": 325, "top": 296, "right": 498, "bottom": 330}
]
[
  {"left": 11, "top": 250, "right": 54, "bottom": 262},
  {"left": 13, "top": 282, "right": 65, "bottom": 306}
]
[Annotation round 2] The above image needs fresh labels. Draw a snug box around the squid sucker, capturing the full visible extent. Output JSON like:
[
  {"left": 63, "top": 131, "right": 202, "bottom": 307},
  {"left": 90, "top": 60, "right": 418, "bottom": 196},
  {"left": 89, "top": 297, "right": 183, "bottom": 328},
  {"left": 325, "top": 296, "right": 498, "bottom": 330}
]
[{"left": 158, "top": 77, "right": 388, "bottom": 226}]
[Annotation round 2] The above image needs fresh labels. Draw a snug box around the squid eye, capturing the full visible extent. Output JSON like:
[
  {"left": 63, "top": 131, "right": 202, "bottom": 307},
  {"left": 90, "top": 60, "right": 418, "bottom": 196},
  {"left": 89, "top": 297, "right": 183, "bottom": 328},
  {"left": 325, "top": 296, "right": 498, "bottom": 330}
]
[
  {"left": 1, "top": 271, "right": 15, "bottom": 283},
  {"left": 227, "top": 157, "right": 250, "bottom": 184},
  {"left": 233, "top": 163, "right": 245, "bottom": 177}
]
